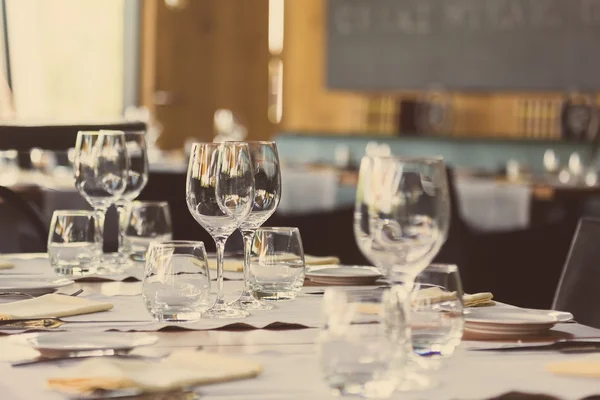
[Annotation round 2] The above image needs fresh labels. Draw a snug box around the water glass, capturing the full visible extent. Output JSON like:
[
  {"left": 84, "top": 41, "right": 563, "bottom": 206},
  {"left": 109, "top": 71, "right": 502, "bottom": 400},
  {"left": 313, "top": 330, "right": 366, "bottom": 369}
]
[
  {"left": 318, "top": 288, "right": 408, "bottom": 398},
  {"left": 412, "top": 264, "right": 464, "bottom": 359},
  {"left": 123, "top": 201, "right": 172, "bottom": 262},
  {"left": 48, "top": 210, "right": 97, "bottom": 275},
  {"left": 248, "top": 227, "right": 305, "bottom": 301},
  {"left": 142, "top": 241, "right": 211, "bottom": 323}
]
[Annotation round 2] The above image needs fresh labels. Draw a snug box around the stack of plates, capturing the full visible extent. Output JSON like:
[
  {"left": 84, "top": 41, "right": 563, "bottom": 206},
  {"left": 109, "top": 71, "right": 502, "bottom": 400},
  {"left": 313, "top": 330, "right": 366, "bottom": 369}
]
[
  {"left": 305, "top": 265, "right": 382, "bottom": 286},
  {"left": 464, "top": 308, "right": 573, "bottom": 338}
]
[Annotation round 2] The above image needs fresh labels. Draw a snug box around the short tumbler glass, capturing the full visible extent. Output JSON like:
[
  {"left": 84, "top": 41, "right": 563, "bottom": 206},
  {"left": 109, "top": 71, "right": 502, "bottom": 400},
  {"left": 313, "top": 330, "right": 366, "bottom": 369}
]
[
  {"left": 48, "top": 210, "right": 97, "bottom": 275},
  {"left": 248, "top": 227, "right": 305, "bottom": 301},
  {"left": 123, "top": 201, "right": 173, "bottom": 262},
  {"left": 412, "top": 264, "right": 465, "bottom": 359},
  {"left": 318, "top": 288, "right": 408, "bottom": 399},
  {"left": 142, "top": 241, "right": 212, "bottom": 322}
]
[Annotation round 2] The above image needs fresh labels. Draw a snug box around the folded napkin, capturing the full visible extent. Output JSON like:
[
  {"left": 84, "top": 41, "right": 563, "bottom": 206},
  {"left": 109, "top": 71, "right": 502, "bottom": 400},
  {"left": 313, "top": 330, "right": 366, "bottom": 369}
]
[
  {"left": 357, "top": 287, "right": 495, "bottom": 314},
  {"left": 209, "top": 255, "right": 341, "bottom": 272},
  {"left": 547, "top": 355, "right": 600, "bottom": 378},
  {"left": 48, "top": 350, "right": 263, "bottom": 395},
  {"left": 0, "top": 259, "right": 14, "bottom": 269},
  {"left": 0, "top": 294, "right": 113, "bottom": 320},
  {"left": 415, "top": 287, "right": 495, "bottom": 307}
]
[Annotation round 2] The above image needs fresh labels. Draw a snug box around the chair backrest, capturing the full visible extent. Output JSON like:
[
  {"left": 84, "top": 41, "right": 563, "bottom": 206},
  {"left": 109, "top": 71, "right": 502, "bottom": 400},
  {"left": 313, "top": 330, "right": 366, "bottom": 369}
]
[
  {"left": 552, "top": 218, "right": 600, "bottom": 328},
  {"left": 0, "top": 186, "right": 47, "bottom": 252}
]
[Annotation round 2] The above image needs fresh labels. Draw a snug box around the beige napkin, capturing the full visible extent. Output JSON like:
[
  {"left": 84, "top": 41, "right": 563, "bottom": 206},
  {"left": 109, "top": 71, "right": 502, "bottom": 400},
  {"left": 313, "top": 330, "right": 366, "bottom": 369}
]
[
  {"left": 208, "top": 255, "right": 341, "bottom": 272},
  {"left": 0, "top": 259, "right": 14, "bottom": 270},
  {"left": 547, "top": 355, "right": 600, "bottom": 378},
  {"left": 415, "top": 287, "right": 495, "bottom": 307},
  {"left": 48, "top": 350, "right": 263, "bottom": 395},
  {"left": 0, "top": 294, "right": 113, "bottom": 320},
  {"left": 357, "top": 287, "right": 494, "bottom": 314}
]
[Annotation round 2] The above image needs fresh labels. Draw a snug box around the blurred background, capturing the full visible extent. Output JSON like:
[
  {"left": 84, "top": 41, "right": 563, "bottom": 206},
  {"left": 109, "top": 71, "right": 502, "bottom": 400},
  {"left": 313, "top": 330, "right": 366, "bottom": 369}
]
[{"left": 2, "top": 0, "right": 600, "bottom": 309}]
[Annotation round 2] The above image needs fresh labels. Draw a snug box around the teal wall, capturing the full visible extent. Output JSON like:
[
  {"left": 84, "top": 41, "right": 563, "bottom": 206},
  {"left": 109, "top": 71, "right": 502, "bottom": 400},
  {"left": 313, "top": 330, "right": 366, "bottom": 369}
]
[{"left": 274, "top": 133, "right": 599, "bottom": 172}]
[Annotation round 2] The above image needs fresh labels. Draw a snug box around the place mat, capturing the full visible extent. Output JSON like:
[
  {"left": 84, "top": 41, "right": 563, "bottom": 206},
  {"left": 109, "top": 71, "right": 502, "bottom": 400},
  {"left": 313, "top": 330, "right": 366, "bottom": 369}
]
[
  {"left": 0, "top": 257, "right": 244, "bottom": 282},
  {"left": 0, "top": 286, "right": 324, "bottom": 334},
  {"left": 0, "top": 293, "right": 113, "bottom": 319},
  {"left": 48, "top": 349, "right": 263, "bottom": 395}
]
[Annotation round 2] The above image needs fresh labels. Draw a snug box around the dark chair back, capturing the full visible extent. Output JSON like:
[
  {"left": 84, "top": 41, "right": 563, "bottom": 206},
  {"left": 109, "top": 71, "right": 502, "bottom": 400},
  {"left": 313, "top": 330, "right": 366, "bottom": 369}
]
[
  {"left": 0, "top": 186, "right": 47, "bottom": 252},
  {"left": 552, "top": 218, "right": 600, "bottom": 329}
]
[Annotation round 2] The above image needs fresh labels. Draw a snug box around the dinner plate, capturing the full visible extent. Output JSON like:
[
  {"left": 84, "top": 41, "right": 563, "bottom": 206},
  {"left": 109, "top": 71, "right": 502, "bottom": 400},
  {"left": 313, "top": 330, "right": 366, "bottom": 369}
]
[
  {"left": 464, "top": 308, "right": 573, "bottom": 338},
  {"left": 0, "top": 277, "right": 74, "bottom": 296},
  {"left": 305, "top": 265, "right": 382, "bottom": 286},
  {"left": 29, "top": 332, "right": 158, "bottom": 353}
]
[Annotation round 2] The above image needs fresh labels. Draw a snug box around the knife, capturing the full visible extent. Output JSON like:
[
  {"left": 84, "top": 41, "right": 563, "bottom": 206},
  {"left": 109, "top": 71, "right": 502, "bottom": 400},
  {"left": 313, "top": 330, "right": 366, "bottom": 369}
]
[{"left": 472, "top": 338, "right": 600, "bottom": 353}]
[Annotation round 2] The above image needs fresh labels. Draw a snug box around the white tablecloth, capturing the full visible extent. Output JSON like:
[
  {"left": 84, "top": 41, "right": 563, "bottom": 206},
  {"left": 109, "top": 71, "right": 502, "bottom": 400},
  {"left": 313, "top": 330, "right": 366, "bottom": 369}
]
[{"left": 1, "top": 256, "right": 600, "bottom": 399}]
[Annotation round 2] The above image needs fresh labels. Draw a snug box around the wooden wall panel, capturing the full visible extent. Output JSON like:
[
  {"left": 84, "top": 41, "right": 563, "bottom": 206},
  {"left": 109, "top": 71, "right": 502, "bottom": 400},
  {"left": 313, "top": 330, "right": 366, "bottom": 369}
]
[{"left": 140, "top": 0, "right": 272, "bottom": 149}]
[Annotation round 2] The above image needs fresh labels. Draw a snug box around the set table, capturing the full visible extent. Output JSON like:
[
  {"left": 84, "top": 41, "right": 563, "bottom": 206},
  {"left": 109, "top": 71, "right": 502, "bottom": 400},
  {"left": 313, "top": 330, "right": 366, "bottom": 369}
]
[{"left": 1, "top": 254, "right": 599, "bottom": 400}]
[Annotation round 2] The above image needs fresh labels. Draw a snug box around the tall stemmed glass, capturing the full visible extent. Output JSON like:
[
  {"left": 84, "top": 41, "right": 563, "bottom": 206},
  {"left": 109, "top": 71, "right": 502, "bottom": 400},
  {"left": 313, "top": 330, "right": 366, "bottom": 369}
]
[
  {"left": 74, "top": 131, "right": 129, "bottom": 266},
  {"left": 186, "top": 142, "right": 255, "bottom": 319},
  {"left": 229, "top": 141, "right": 281, "bottom": 310},
  {"left": 113, "top": 131, "right": 149, "bottom": 264},
  {"left": 354, "top": 155, "right": 450, "bottom": 390}
]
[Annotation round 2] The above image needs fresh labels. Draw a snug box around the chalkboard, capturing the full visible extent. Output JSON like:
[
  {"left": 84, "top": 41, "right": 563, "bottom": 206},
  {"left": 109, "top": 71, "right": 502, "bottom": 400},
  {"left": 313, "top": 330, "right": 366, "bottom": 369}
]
[{"left": 326, "top": 0, "right": 600, "bottom": 91}]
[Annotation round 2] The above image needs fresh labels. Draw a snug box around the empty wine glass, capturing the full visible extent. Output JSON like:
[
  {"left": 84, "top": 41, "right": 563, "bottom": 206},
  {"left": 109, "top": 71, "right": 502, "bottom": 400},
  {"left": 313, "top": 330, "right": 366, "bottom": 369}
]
[
  {"left": 73, "top": 130, "right": 129, "bottom": 266},
  {"left": 186, "top": 142, "right": 255, "bottom": 319},
  {"left": 229, "top": 141, "right": 281, "bottom": 310},
  {"left": 354, "top": 155, "right": 450, "bottom": 390},
  {"left": 113, "top": 131, "right": 149, "bottom": 264}
]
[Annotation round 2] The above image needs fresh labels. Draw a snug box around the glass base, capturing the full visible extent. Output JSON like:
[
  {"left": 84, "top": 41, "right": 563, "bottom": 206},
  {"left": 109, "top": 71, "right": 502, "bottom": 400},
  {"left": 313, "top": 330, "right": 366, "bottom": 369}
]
[
  {"left": 203, "top": 302, "right": 250, "bottom": 319},
  {"left": 151, "top": 311, "right": 202, "bottom": 323},
  {"left": 229, "top": 291, "right": 274, "bottom": 310},
  {"left": 395, "top": 371, "right": 437, "bottom": 392}
]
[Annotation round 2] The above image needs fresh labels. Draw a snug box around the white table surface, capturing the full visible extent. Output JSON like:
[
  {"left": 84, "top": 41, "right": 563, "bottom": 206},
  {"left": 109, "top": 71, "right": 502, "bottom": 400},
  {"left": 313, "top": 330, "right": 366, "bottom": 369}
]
[{"left": 0, "top": 254, "right": 599, "bottom": 400}]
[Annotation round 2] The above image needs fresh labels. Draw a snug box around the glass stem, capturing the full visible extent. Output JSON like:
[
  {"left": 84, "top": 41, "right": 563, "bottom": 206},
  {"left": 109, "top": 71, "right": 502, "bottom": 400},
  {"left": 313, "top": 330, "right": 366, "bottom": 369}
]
[
  {"left": 214, "top": 237, "right": 227, "bottom": 305},
  {"left": 115, "top": 203, "right": 128, "bottom": 257},
  {"left": 93, "top": 207, "right": 108, "bottom": 256},
  {"left": 241, "top": 229, "right": 255, "bottom": 292}
]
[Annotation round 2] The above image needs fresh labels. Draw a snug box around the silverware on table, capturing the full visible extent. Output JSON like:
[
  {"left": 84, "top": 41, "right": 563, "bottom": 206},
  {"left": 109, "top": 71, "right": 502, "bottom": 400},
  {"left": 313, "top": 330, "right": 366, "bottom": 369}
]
[
  {"left": 0, "top": 317, "right": 151, "bottom": 330},
  {"left": 11, "top": 353, "right": 156, "bottom": 367},
  {"left": 471, "top": 338, "right": 600, "bottom": 353}
]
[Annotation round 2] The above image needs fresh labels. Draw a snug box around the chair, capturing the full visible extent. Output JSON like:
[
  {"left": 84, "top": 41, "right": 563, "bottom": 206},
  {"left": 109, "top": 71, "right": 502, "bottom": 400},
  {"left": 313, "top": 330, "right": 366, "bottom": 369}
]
[
  {"left": 552, "top": 218, "right": 600, "bottom": 329},
  {"left": 0, "top": 185, "right": 48, "bottom": 252}
]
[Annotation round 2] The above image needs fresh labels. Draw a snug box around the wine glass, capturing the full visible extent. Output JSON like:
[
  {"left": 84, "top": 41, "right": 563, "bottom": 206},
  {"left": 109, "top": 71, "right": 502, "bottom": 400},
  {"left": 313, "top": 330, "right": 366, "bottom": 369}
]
[
  {"left": 229, "top": 141, "right": 281, "bottom": 310},
  {"left": 353, "top": 155, "right": 450, "bottom": 390},
  {"left": 186, "top": 142, "right": 255, "bottom": 319},
  {"left": 73, "top": 130, "right": 129, "bottom": 266},
  {"left": 113, "top": 131, "right": 149, "bottom": 264}
]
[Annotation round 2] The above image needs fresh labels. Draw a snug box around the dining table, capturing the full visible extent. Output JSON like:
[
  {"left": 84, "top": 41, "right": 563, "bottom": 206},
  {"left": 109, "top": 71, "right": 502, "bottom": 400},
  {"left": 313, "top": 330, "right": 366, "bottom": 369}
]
[{"left": 1, "top": 253, "right": 600, "bottom": 400}]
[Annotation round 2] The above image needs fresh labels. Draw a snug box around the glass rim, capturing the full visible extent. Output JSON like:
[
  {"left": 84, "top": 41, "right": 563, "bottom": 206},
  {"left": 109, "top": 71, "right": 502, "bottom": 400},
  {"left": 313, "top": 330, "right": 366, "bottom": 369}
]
[
  {"left": 220, "top": 140, "right": 276, "bottom": 145},
  {"left": 76, "top": 130, "right": 100, "bottom": 136},
  {"left": 426, "top": 263, "right": 459, "bottom": 273},
  {"left": 257, "top": 227, "right": 300, "bottom": 234},
  {"left": 52, "top": 210, "right": 95, "bottom": 217},
  {"left": 148, "top": 240, "right": 207, "bottom": 248},
  {"left": 363, "top": 155, "right": 445, "bottom": 164},
  {"left": 190, "top": 141, "right": 250, "bottom": 149},
  {"left": 130, "top": 200, "right": 169, "bottom": 207}
]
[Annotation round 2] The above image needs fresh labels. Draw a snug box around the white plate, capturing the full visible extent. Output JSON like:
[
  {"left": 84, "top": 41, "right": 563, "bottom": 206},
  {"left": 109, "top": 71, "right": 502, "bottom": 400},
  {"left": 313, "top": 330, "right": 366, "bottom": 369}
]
[
  {"left": 29, "top": 332, "right": 158, "bottom": 353},
  {"left": 465, "top": 307, "right": 573, "bottom": 325},
  {"left": 0, "top": 277, "right": 74, "bottom": 296},
  {"left": 464, "top": 307, "right": 573, "bottom": 338},
  {"left": 306, "top": 265, "right": 382, "bottom": 286}
]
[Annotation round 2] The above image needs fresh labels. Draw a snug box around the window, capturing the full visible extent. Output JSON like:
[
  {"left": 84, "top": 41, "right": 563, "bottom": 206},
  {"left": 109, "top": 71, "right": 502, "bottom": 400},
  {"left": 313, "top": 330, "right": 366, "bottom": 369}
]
[{"left": 4, "top": 0, "right": 137, "bottom": 121}]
